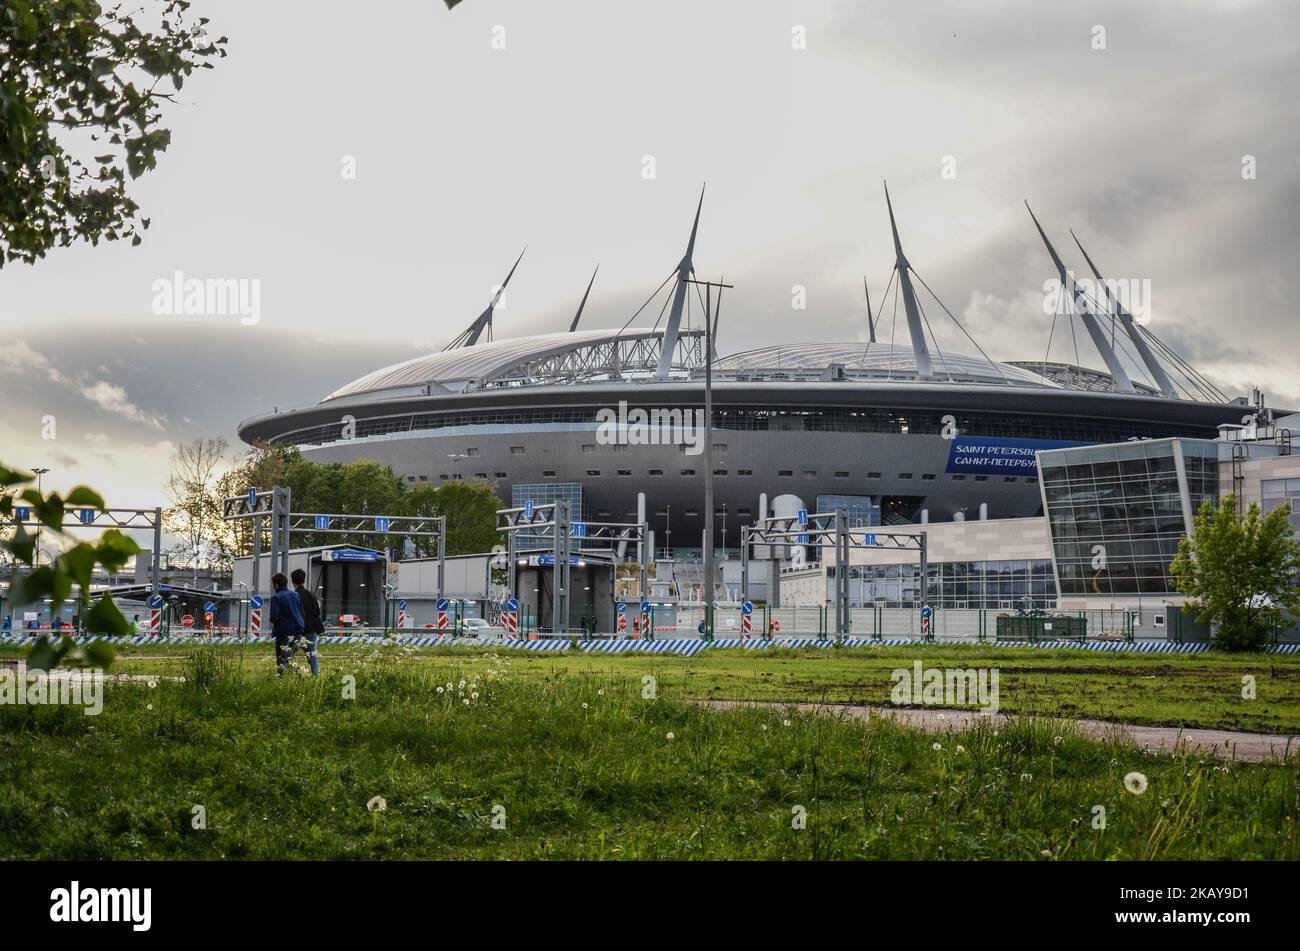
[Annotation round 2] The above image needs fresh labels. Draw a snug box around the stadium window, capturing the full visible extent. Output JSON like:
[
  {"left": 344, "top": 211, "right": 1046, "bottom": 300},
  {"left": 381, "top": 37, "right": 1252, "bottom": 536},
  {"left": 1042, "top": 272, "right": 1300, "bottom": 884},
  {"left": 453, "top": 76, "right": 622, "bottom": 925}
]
[
  {"left": 867, "top": 471, "right": 882, "bottom": 479},
  {"left": 1003, "top": 476, "right": 1018, "bottom": 483},
  {"left": 451, "top": 474, "right": 463, "bottom": 481},
  {"left": 618, "top": 469, "right": 632, "bottom": 476},
  {"left": 802, "top": 470, "right": 816, "bottom": 478},
  {"left": 466, "top": 448, "right": 479, "bottom": 457},
  {"left": 737, "top": 508, "right": 752, "bottom": 516},
  {"left": 543, "top": 470, "right": 557, "bottom": 478},
  {"left": 779, "top": 470, "right": 793, "bottom": 477},
  {"left": 648, "top": 469, "right": 663, "bottom": 476},
  {"left": 510, "top": 446, "right": 526, "bottom": 455},
  {"left": 950, "top": 474, "right": 966, "bottom": 481},
  {"left": 714, "top": 469, "right": 728, "bottom": 477},
  {"left": 834, "top": 471, "right": 850, "bottom": 478},
  {"left": 418, "top": 475, "right": 429, "bottom": 481},
  {"left": 737, "top": 469, "right": 753, "bottom": 476},
  {"left": 613, "top": 444, "right": 629, "bottom": 453},
  {"left": 474, "top": 472, "right": 488, "bottom": 479},
  {"left": 586, "top": 469, "right": 601, "bottom": 476},
  {"left": 680, "top": 469, "right": 696, "bottom": 476},
  {"left": 406, "top": 476, "right": 415, "bottom": 483},
  {"left": 494, "top": 472, "right": 507, "bottom": 479},
  {"left": 582, "top": 444, "right": 597, "bottom": 453},
  {"left": 974, "top": 475, "right": 989, "bottom": 482},
  {"left": 685, "top": 508, "right": 700, "bottom": 516},
  {"left": 898, "top": 473, "right": 913, "bottom": 480},
  {"left": 439, "top": 475, "right": 449, "bottom": 481},
  {"left": 921, "top": 473, "right": 937, "bottom": 481},
  {"left": 713, "top": 443, "right": 728, "bottom": 452}
]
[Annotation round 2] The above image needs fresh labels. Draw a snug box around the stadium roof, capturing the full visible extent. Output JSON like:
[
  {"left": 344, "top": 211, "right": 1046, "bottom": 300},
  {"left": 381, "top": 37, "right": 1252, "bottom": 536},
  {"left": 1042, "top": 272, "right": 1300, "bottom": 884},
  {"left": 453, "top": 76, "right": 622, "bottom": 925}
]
[
  {"left": 714, "top": 343, "right": 1058, "bottom": 387},
  {"left": 322, "top": 328, "right": 678, "bottom": 403}
]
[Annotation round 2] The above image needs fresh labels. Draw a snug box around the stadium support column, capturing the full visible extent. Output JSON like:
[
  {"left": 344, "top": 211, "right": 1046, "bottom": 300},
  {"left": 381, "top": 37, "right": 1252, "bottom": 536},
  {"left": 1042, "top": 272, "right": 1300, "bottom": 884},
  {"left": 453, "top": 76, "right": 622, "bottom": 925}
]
[
  {"left": 919, "top": 532, "right": 929, "bottom": 613},
  {"left": 553, "top": 498, "right": 570, "bottom": 633},
  {"left": 277, "top": 485, "right": 292, "bottom": 574},
  {"left": 740, "top": 526, "right": 749, "bottom": 603},
  {"left": 506, "top": 529, "right": 517, "bottom": 604},
  {"left": 268, "top": 493, "right": 279, "bottom": 585},
  {"left": 768, "top": 553, "right": 781, "bottom": 608},
  {"left": 251, "top": 512, "right": 262, "bottom": 596}
]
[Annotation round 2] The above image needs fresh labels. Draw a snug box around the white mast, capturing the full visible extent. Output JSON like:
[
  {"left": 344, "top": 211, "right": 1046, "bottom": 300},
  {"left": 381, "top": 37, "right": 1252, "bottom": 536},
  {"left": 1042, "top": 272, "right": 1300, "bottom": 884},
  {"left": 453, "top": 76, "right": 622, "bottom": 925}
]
[
  {"left": 1025, "top": 203, "right": 1135, "bottom": 393},
  {"left": 884, "top": 183, "right": 934, "bottom": 379},
  {"left": 655, "top": 186, "right": 705, "bottom": 380}
]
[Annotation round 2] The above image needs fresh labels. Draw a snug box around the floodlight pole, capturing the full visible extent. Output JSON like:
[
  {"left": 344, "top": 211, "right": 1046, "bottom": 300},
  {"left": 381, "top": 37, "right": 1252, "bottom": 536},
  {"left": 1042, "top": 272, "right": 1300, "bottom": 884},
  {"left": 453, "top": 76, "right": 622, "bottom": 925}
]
[{"left": 686, "top": 276, "right": 733, "bottom": 641}]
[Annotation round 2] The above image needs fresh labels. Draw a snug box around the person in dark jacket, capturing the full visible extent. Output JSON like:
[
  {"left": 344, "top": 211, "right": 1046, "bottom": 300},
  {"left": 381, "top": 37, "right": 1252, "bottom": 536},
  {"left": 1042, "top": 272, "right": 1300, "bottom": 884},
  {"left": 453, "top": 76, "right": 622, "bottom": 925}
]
[
  {"left": 269, "top": 572, "right": 309, "bottom": 676},
  {"left": 290, "top": 568, "right": 323, "bottom": 677}
]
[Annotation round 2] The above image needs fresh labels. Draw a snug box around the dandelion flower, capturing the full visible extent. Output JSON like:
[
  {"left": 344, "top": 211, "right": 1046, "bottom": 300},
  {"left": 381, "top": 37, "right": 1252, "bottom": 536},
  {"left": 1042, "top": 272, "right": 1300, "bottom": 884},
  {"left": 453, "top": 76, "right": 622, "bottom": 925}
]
[
  {"left": 471, "top": 692, "right": 479, "bottom": 700},
  {"left": 1053, "top": 735, "right": 1063, "bottom": 745},
  {"left": 437, "top": 686, "right": 444, "bottom": 694},
  {"left": 1019, "top": 772, "right": 1032, "bottom": 783},
  {"left": 146, "top": 703, "right": 153, "bottom": 711},
  {"left": 597, "top": 689, "right": 605, "bottom": 696},
  {"left": 761, "top": 724, "right": 768, "bottom": 732},
  {"left": 666, "top": 732, "right": 675, "bottom": 740},
  {"left": 148, "top": 680, "right": 157, "bottom": 689},
  {"left": 783, "top": 719, "right": 792, "bottom": 728},
  {"left": 955, "top": 745, "right": 966, "bottom": 754},
  {"left": 1124, "top": 771, "right": 1148, "bottom": 796},
  {"left": 932, "top": 742, "right": 943, "bottom": 752},
  {"left": 581, "top": 702, "right": 589, "bottom": 709},
  {"left": 463, "top": 698, "right": 470, "bottom": 705},
  {"left": 367, "top": 796, "right": 387, "bottom": 813}
]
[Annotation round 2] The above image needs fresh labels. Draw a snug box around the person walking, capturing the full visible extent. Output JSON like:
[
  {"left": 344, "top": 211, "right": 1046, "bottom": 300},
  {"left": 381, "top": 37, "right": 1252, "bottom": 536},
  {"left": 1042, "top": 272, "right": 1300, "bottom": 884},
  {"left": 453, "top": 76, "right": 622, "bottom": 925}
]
[
  {"left": 290, "top": 568, "right": 323, "bottom": 677},
  {"left": 269, "top": 572, "right": 307, "bottom": 677}
]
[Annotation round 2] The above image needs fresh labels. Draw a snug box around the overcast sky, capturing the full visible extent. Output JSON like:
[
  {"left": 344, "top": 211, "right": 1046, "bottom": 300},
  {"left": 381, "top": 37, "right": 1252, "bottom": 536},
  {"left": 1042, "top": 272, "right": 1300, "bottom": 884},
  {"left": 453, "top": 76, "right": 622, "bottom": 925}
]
[{"left": 2, "top": 0, "right": 1297, "bottom": 525}]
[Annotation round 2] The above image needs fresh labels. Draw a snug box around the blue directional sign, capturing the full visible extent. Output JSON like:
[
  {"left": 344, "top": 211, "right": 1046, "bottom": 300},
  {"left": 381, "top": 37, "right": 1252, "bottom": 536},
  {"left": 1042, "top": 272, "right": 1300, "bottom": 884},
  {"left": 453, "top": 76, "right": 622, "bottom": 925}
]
[
  {"left": 796, "top": 508, "right": 808, "bottom": 526},
  {"left": 921, "top": 605, "right": 933, "bottom": 620},
  {"left": 398, "top": 599, "right": 407, "bottom": 611},
  {"left": 616, "top": 602, "right": 627, "bottom": 614},
  {"left": 741, "top": 600, "right": 754, "bottom": 615},
  {"left": 315, "top": 515, "right": 330, "bottom": 530},
  {"left": 374, "top": 516, "right": 390, "bottom": 532},
  {"left": 203, "top": 601, "right": 215, "bottom": 613},
  {"left": 147, "top": 594, "right": 164, "bottom": 609},
  {"left": 640, "top": 600, "right": 652, "bottom": 614},
  {"left": 247, "top": 487, "right": 258, "bottom": 509},
  {"left": 571, "top": 521, "right": 586, "bottom": 538},
  {"left": 796, "top": 533, "right": 809, "bottom": 545},
  {"left": 14, "top": 506, "right": 30, "bottom": 522},
  {"left": 250, "top": 595, "right": 264, "bottom": 609},
  {"left": 863, "top": 533, "right": 878, "bottom": 546},
  {"left": 523, "top": 499, "right": 534, "bottom": 519},
  {"left": 436, "top": 597, "right": 450, "bottom": 611},
  {"left": 506, "top": 598, "right": 520, "bottom": 612},
  {"left": 78, "top": 509, "right": 96, "bottom": 524}
]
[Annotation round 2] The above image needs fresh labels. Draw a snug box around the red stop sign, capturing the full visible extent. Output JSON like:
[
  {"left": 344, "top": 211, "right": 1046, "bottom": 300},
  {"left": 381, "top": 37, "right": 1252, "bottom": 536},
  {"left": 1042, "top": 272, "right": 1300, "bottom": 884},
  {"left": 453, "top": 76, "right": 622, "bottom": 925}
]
[{"left": 180, "top": 615, "right": 195, "bottom": 628}]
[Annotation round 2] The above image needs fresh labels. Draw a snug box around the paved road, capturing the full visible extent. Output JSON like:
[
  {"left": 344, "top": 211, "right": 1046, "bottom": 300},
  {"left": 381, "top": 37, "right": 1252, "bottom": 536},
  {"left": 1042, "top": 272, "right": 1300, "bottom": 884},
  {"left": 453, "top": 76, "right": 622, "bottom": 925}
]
[{"left": 703, "top": 700, "right": 1300, "bottom": 763}]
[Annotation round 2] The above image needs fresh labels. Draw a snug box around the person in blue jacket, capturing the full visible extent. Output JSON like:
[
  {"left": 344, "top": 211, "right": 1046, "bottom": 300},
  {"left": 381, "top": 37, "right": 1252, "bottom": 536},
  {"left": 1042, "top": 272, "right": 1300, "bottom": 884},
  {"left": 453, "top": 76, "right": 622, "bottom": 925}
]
[{"left": 268, "top": 572, "right": 307, "bottom": 676}]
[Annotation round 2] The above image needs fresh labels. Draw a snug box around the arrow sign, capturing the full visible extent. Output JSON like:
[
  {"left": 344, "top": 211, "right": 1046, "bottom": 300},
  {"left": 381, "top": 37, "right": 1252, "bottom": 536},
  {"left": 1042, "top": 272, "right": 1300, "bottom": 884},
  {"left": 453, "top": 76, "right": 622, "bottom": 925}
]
[
  {"left": 616, "top": 602, "right": 627, "bottom": 614},
  {"left": 203, "top": 601, "right": 215, "bottom": 613},
  {"left": 506, "top": 598, "right": 520, "bottom": 612},
  {"left": 14, "top": 506, "right": 30, "bottom": 522},
  {"left": 147, "top": 594, "right": 163, "bottom": 609},
  {"left": 398, "top": 599, "right": 408, "bottom": 611},
  {"left": 315, "top": 515, "right": 330, "bottom": 530},
  {"left": 78, "top": 509, "right": 96, "bottom": 524},
  {"left": 374, "top": 516, "right": 390, "bottom": 532},
  {"left": 247, "top": 487, "right": 258, "bottom": 510},
  {"left": 250, "top": 595, "right": 264, "bottom": 609},
  {"left": 741, "top": 600, "right": 754, "bottom": 615},
  {"left": 571, "top": 521, "right": 586, "bottom": 538},
  {"left": 796, "top": 508, "right": 808, "bottom": 526},
  {"left": 523, "top": 499, "right": 534, "bottom": 519},
  {"left": 640, "top": 600, "right": 652, "bottom": 614},
  {"left": 796, "top": 533, "right": 809, "bottom": 545},
  {"left": 436, "top": 597, "right": 450, "bottom": 611}
]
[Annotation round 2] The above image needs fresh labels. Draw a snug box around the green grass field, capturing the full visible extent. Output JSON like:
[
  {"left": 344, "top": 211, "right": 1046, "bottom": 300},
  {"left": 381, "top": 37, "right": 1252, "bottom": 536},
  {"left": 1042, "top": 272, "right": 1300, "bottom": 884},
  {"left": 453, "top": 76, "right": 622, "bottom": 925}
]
[
  {"left": 18, "top": 640, "right": 1299, "bottom": 732},
  {"left": 2, "top": 642, "right": 1299, "bottom": 860}
]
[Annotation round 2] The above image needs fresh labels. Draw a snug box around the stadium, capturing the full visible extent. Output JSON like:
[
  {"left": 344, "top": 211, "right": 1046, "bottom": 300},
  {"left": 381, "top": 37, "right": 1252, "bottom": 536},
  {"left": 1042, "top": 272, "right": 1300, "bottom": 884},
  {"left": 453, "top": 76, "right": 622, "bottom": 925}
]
[{"left": 237, "top": 186, "right": 1269, "bottom": 551}]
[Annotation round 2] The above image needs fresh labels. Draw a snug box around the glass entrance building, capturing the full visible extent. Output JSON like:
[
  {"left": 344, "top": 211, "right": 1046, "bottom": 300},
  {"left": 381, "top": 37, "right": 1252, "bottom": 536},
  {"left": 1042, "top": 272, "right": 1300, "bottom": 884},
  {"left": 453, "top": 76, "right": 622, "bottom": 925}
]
[{"left": 1037, "top": 439, "right": 1220, "bottom": 596}]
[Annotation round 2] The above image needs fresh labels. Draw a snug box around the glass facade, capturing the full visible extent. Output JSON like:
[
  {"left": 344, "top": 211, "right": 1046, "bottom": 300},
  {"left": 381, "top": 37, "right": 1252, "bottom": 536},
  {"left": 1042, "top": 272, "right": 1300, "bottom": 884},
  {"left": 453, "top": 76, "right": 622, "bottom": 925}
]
[
  {"left": 1262, "top": 478, "right": 1300, "bottom": 532},
  {"left": 1039, "top": 439, "right": 1218, "bottom": 596},
  {"left": 815, "top": 494, "right": 881, "bottom": 527},
  {"left": 827, "top": 559, "right": 1056, "bottom": 609},
  {"left": 511, "top": 482, "right": 585, "bottom": 550}
]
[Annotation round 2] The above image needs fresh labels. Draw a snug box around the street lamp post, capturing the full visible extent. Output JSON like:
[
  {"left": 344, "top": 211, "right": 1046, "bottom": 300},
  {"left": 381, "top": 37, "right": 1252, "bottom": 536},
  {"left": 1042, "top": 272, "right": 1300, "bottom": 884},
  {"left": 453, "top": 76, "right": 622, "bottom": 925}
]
[{"left": 30, "top": 467, "right": 49, "bottom": 566}]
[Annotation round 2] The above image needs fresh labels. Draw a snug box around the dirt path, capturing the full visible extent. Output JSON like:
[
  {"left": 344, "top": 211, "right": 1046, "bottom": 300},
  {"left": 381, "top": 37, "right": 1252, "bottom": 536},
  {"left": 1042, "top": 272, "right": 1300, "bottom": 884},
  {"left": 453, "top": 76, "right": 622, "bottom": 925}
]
[{"left": 701, "top": 699, "right": 1300, "bottom": 763}]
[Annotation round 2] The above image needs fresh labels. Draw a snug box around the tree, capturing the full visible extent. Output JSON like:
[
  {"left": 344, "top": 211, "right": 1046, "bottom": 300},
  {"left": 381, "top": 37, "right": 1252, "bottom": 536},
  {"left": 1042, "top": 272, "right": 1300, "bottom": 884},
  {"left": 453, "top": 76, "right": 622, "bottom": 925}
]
[
  {"left": 1, "top": 0, "right": 227, "bottom": 266},
  {"left": 404, "top": 481, "right": 502, "bottom": 558},
  {"left": 1170, "top": 494, "right": 1300, "bottom": 651},
  {"left": 162, "top": 435, "right": 229, "bottom": 573},
  {"left": 1, "top": 462, "right": 137, "bottom": 668}
]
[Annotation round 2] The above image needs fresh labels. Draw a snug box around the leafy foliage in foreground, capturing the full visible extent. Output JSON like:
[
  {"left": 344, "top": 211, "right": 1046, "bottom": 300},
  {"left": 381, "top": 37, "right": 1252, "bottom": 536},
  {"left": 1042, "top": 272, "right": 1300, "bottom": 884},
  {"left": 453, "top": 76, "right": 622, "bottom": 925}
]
[{"left": 1, "top": 648, "right": 1296, "bottom": 860}]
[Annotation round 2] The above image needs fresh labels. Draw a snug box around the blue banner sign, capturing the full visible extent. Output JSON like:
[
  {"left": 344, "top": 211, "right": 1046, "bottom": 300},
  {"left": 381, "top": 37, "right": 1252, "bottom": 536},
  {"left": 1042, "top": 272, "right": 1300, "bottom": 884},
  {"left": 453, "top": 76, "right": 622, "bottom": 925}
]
[
  {"left": 320, "top": 549, "right": 380, "bottom": 563},
  {"left": 945, "top": 436, "right": 1090, "bottom": 476}
]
